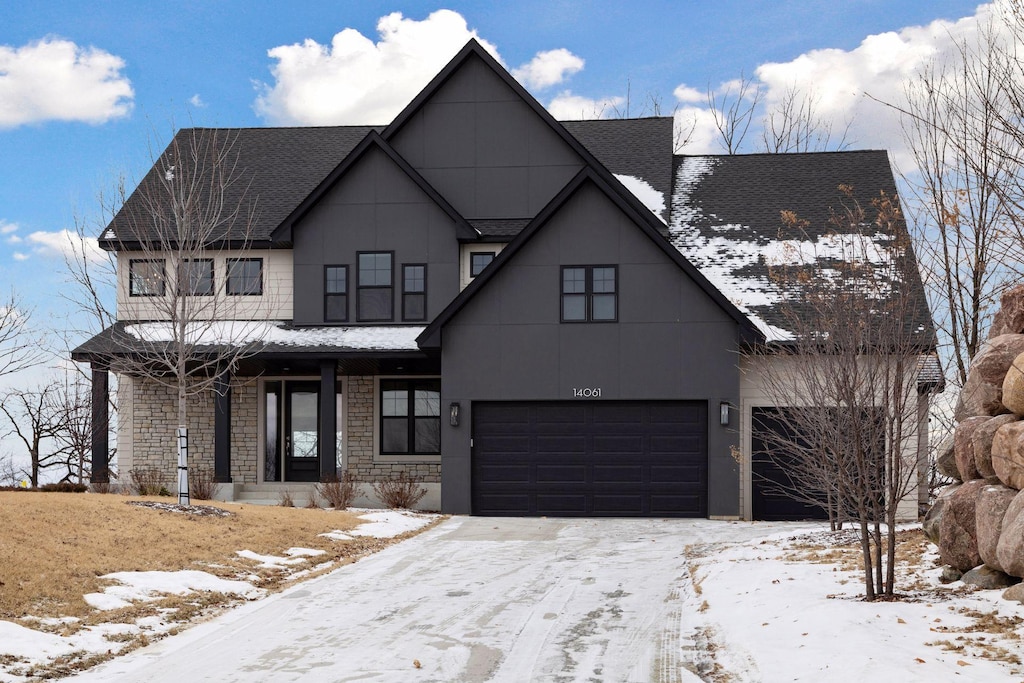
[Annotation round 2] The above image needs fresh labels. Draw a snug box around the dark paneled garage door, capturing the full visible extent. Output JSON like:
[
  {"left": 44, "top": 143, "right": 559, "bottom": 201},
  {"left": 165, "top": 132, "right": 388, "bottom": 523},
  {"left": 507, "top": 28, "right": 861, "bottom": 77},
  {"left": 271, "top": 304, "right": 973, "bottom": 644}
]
[
  {"left": 472, "top": 401, "right": 707, "bottom": 517},
  {"left": 751, "top": 407, "right": 830, "bottom": 521}
]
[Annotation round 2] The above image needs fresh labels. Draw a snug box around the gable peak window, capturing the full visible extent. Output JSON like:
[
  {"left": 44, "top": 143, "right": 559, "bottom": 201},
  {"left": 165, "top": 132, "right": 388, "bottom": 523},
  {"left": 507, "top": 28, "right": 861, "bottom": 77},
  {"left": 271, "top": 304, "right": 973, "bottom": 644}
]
[
  {"left": 129, "top": 259, "right": 166, "bottom": 297},
  {"left": 358, "top": 252, "right": 393, "bottom": 322},
  {"left": 226, "top": 258, "right": 263, "bottom": 296},
  {"left": 470, "top": 252, "right": 495, "bottom": 278},
  {"left": 561, "top": 265, "right": 617, "bottom": 322},
  {"left": 325, "top": 265, "right": 348, "bottom": 322}
]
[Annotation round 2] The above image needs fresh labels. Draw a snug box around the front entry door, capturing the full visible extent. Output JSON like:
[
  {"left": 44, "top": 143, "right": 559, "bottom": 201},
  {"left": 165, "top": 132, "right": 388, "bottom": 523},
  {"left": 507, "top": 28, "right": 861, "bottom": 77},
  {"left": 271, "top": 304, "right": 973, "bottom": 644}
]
[{"left": 285, "top": 382, "right": 320, "bottom": 482}]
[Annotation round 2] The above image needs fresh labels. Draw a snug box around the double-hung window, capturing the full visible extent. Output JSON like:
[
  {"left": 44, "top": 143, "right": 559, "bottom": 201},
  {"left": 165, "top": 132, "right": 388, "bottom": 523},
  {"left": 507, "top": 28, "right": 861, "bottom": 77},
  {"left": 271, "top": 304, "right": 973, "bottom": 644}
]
[
  {"left": 561, "top": 265, "right": 617, "bottom": 322},
  {"left": 325, "top": 265, "right": 348, "bottom": 322},
  {"left": 402, "top": 264, "right": 426, "bottom": 321},
  {"left": 358, "top": 252, "right": 393, "bottom": 321},
  {"left": 380, "top": 379, "right": 441, "bottom": 455},
  {"left": 179, "top": 258, "right": 214, "bottom": 296},
  {"left": 129, "top": 259, "right": 166, "bottom": 297},
  {"left": 226, "top": 258, "right": 263, "bottom": 295}
]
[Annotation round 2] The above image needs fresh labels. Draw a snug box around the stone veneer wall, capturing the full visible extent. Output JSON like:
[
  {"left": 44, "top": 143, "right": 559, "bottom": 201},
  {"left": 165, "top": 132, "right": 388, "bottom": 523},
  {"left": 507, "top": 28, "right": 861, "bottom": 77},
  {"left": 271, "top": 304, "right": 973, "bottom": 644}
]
[
  {"left": 344, "top": 376, "right": 441, "bottom": 483},
  {"left": 122, "top": 373, "right": 438, "bottom": 487},
  {"left": 124, "top": 376, "right": 259, "bottom": 487}
]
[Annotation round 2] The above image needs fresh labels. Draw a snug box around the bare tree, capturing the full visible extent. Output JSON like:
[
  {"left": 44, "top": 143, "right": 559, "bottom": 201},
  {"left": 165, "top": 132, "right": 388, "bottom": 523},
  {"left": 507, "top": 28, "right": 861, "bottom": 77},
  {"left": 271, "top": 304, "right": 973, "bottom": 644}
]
[
  {"left": 78, "top": 127, "right": 266, "bottom": 504},
  {"left": 706, "top": 73, "right": 762, "bottom": 154},
  {"left": 0, "top": 290, "right": 44, "bottom": 378},
  {"left": 760, "top": 85, "right": 853, "bottom": 153},
  {"left": 746, "top": 188, "right": 932, "bottom": 599},
  {"left": 49, "top": 372, "right": 95, "bottom": 484},
  {"left": 0, "top": 383, "right": 68, "bottom": 487}
]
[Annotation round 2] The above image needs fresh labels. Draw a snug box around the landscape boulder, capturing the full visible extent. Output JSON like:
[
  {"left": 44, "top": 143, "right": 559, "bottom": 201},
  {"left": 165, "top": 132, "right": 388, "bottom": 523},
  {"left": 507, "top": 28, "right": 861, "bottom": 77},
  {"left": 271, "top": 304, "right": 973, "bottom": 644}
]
[
  {"left": 962, "top": 565, "right": 1020, "bottom": 589},
  {"left": 975, "top": 484, "right": 1018, "bottom": 572},
  {"left": 955, "top": 334, "right": 1024, "bottom": 419},
  {"left": 992, "top": 421, "right": 1024, "bottom": 490},
  {"left": 954, "top": 416, "right": 989, "bottom": 481},
  {"left": 996, "top": 488, "right": 1024, "bottom": 578},
  {"left": 1003, "top": 351, "right": 1024, "bottom": 416},
  {"left": 974, "top": 414, "right": 1019, "bottom": 478},
  {"left": 1003, "top": 583, "right": 1024, "bottom": 603},
  {"left": 939, "top": 478, "right": 989, "bottom": 572},
  {"left": 935, "top": 436, "right": 960, "bottom": 481},
  {"left": 988, "top": 285, "right": 1024, "bottom": 339},
  {"left": 940, "top": 566, "right": 963, "bottom": 583},
  {"left": 923, "top": 484, "right": 958, "bottom": 545}
]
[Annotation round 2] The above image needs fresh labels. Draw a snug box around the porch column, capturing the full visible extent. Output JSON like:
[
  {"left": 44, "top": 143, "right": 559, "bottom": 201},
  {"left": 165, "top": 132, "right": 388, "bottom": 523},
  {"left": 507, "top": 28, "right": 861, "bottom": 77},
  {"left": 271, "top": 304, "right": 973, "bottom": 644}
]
[
  {"left": 90, "top": 364, "right": 109, "bottom": 484},
  {"left": 320, "top": 360, "right": 337, "bottom": 481},
  {"left": 214, "top": 371, "right": 232, "bottom": 483}
]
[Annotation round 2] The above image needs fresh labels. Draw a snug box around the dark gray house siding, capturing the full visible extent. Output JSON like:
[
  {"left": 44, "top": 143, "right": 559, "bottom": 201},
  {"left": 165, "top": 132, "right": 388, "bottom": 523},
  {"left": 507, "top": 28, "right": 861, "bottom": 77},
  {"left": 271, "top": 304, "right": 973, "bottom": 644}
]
[
  {"left": 389, "top": 53, "right": 585, "bottom": 221},
  {"left": 292, "top": 145, "right": 461, "bottom": 325},
  {"left": 437, "top": 180, "right": 743, "bottom": 516}
]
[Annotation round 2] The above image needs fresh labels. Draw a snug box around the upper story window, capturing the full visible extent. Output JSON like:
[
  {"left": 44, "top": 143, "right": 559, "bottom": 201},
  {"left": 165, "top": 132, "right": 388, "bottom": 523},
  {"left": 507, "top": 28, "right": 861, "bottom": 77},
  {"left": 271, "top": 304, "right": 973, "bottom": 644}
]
[
  {"left": 358, "top": 252, "right": 393, "bottom": 321},
  {"left": 325, "top": 265, "right": 348, "bottom": 322},
  {"left": 403, "top": 264, "right": 426, "bottom": 322},
  {"left": 226, "top": 258, "right": 263, "bottom": 296},
  {"left": 470, "top": 252, "right": 495, "bottom": 278},
  {"left": 179, "top": 258, "right": 214, "bottom": 296},
  {"left": 129, "top": 259, "right": 165, "bottom": 297},
  {"left": 561, "top": 265, "right": 617, "bottom": 322}
]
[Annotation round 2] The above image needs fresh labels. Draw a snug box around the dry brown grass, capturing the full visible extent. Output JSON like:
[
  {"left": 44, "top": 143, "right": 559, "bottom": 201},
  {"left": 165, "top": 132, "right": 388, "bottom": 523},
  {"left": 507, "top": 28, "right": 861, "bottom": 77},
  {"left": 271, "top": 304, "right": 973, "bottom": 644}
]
[{"left": 0, "top": 492, "right": 406, "bottom": 622}]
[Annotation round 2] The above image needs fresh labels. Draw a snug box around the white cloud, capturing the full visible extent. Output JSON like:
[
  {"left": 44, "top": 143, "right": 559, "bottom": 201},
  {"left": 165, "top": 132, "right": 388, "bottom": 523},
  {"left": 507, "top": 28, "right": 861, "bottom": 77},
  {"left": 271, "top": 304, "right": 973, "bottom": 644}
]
[
  {"left": 0, "top": 221, "right": 17, "bottom": 235},
  {"left": 254, "top": 10, "right": 502, "bottom": 125},
  {"left": 546, "top": 92, "right": 626, "bottom": 120},
  {"left": 188, "top": 94, "right": 205, "bottom": 108},
  {"left": 512, "top": 48, "right": 584, "bottom": 89},
  {"left": 668, "top": 3, "right": 1000, "bottom": 164},
  {"left": 0, "top": 37, "right": 133, "bottom": 128},
  {"left": 16, "top": 230, "right": 106, "bottom": 264},
  {"left": 7, "top": 234, "right": 22, "bottom": 244}
]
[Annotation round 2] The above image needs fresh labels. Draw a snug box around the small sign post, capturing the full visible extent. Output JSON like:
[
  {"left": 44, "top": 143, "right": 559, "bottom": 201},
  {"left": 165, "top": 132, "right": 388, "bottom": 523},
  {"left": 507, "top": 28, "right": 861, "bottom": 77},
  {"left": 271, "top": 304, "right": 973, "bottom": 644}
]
[{"left": 177, "top": 426, "right": 190, "bottom": 506}]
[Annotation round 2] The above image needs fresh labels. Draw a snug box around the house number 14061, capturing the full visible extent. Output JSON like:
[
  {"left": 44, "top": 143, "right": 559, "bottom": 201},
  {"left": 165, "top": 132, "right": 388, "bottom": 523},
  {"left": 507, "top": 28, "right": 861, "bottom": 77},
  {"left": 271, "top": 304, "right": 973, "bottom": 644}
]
[{"left": 573, "top": 387, "right": 602, "bottom": 398}]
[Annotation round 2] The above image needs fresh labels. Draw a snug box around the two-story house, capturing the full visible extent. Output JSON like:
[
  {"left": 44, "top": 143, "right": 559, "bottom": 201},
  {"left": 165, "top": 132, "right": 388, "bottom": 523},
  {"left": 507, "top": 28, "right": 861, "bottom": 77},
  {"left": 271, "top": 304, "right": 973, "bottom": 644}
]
[{"left": 73, "top": 40, "right": 938, "bottom": 519}]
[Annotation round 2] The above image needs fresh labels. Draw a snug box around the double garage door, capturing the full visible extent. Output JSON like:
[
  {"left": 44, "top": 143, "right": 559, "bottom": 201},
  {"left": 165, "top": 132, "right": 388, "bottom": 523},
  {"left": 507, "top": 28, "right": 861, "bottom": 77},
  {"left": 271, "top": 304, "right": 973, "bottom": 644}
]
[{"left": 472, "top": 401, "right": 707, "bottom": 517}]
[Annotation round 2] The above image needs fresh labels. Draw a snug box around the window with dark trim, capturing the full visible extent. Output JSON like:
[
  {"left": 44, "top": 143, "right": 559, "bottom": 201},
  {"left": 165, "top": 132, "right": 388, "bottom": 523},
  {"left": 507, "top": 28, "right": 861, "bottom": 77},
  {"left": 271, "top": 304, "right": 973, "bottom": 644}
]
[
  {"left": 402, "top": 264, "right": 426, "bottom": 321},
  {"left": 561, "top": 265, "right": 617, "bottom": 322},
  {"left": 179, "top": 258, "right": 214, "bottom": 296},
  {"left": 380, "top": 379, "right": 440, "bottom": 455},
  {"left": 470, "top": 252, "right": 495, "bottom": 278},
  {"left": 357, "top": 252, "right": 393, "bottom": 321},
  {"left": 129, "top": 259, "right": 165, "bottom": 297},
  {"left": 324, "top": 265, "right": 348, "bottom": 322},
  {"left": 226, "top": 258, "right": 263, "bottom": 295}
]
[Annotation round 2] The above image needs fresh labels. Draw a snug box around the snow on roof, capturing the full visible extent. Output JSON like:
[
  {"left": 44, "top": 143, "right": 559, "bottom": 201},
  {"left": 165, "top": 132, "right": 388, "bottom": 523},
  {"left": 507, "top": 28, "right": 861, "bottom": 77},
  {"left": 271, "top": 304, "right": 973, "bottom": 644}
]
[
  {"left": 668, "top": 156, "right": 902, "bottom": 342},
  {"left": 614, "top": 174, "right": 666, "bottom": 222},
  {"left": 122, "top": 321, "right": 425, "bottom": 351}
]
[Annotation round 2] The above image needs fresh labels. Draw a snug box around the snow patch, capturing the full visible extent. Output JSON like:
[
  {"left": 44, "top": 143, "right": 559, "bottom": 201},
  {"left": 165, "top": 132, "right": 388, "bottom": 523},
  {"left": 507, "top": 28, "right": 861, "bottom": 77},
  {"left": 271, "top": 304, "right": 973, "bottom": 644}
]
[
  {"left": 613, "top": 174, "right": 666, "bottom": 221},
  {"left": 122, "top": 321, "right": 425, "bottom": 351},
  {"left": 84, "top": 570, "right": 264, "bottom": 610}
]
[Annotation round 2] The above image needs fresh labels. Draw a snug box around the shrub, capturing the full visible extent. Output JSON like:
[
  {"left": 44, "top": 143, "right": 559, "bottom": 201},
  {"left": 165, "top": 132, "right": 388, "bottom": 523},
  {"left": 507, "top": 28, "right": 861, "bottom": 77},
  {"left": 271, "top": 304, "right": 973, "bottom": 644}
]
[
  {"left": 278, "top": 490, "right": 295, "bottom": 507},
  {"left": 188, "top": 466, "right": 217, "bottom": 501},
  {"left": 372, "top": 471, "right": 427, "bottom": 509},
  {"left": 39, "top": 482, "right": 89, "bottom": 493},
  {"left": 315, "top": 472, "right": 363, "bottom": 510},
  {"left": 128, "top": 468, "right": 167, "bottom": 497}
]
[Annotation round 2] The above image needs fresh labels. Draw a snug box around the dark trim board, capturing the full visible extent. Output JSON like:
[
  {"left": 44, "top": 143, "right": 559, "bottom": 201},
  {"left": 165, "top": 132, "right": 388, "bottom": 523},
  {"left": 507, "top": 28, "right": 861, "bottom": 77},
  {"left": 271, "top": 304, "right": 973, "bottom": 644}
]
[{"left": 471, "top": 400, "right": 708, "bottom": 517}]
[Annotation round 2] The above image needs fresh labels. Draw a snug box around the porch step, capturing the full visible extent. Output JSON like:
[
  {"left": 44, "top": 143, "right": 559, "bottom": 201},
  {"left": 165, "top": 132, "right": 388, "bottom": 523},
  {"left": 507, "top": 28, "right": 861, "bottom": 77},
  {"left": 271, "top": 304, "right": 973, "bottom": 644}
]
[{"left": 233, "top": 484, "right": 318, "bottom": 507}]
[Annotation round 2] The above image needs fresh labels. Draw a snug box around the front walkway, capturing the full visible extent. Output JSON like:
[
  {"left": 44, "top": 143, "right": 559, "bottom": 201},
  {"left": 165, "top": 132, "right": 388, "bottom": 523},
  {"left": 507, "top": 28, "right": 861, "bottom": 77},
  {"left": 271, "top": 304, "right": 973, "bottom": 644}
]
[{"left": 67, "top": 517, "right": 783, "bottom": 682}]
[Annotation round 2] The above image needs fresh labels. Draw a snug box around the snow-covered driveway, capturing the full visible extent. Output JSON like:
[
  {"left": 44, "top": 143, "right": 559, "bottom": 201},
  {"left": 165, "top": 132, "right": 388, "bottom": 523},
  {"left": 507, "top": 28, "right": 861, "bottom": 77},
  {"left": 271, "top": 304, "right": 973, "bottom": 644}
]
[{"left": 68, "top": 517, "right": 772, "bottom": 682}]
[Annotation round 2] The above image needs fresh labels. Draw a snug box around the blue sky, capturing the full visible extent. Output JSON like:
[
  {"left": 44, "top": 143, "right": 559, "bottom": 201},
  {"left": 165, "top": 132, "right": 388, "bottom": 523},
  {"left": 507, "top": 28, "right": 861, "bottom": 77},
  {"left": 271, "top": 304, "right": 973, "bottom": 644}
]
[{"left": 0, "top": 0, "right": 990, "bottom": 362}]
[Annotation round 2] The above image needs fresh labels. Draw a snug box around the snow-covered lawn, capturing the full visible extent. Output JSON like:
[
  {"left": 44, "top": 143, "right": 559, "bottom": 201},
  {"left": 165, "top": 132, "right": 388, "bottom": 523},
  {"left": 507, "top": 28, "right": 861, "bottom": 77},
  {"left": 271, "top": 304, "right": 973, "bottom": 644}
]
[
  {"left": 4, "top": 515, "right": 1023, "bottom": 681},
  {"left": 0, "top": 508, "right": 437, "bottom": 682}
]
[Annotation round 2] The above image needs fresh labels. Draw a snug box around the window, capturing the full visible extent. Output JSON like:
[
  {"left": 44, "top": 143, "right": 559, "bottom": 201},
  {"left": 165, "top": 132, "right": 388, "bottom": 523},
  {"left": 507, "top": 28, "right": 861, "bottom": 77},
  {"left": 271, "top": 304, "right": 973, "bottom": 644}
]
[
  {"left": 129, "top": 259, "right": 165, "bottom": 297},
  {"left": 470, "top": 252, "right": 495, "bottom": 278},
  {"left": 403, "top": 264, "right": 426, "bottom": 321},
  {"left": 325, "top": 265, "right": 348, "bottom": 322},
  {"left": 358, "top": 252, "right": 393, "bottom": 321},
  {"left": 179, "top": 259, "right": 213, "bottom": 296},
  {"left": 561, "top": 265, "right": 617, "bottom": 322},
  {"left": 226, "top": 258, "right": 263, "bottom": 295},
  {"left": 380, "top": 379, "right": 440, "bottom": 455}
]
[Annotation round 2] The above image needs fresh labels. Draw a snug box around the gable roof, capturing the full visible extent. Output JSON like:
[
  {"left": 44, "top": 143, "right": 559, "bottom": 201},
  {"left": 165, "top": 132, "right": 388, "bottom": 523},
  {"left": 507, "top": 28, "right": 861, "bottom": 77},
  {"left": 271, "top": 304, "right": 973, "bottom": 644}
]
[
  {"left": 669, "top": 150, "right": 935, "bottom": 346},
  {"left": 271, "top": 130, "right": 478, "bottom": 244},
  {"left": 99, "top": 126, "right": 378, "bottom": 250},
  {"left": 417, "top": 165, "right": 763, "bottom": 349}
]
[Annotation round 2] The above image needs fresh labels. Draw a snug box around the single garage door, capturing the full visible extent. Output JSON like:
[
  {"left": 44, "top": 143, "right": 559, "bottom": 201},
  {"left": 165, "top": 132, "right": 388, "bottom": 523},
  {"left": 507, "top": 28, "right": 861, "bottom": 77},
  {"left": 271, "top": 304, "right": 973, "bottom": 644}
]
[
  {"left": 472, "top": 401, "right": 707, "bottom": 517},
  {"left": 751, "top": 407, "right": 831, "bottom": 521}
]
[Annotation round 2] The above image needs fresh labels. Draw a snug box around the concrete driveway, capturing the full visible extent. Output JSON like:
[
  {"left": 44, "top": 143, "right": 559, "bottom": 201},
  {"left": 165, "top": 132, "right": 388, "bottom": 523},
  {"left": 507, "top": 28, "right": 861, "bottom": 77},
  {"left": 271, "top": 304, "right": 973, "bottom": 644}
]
[{"left": 68, "top": 517, "right": 769, "bottom": 682}]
